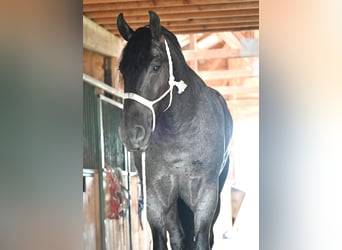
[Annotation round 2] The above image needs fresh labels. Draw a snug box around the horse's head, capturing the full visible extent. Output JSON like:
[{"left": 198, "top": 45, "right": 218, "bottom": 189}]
[{"left": 117, "top": 11, "right": 187, "bottom": 151}]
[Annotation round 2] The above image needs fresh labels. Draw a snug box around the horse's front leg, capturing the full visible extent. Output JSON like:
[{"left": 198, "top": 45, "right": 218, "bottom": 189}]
[
  {"left": 166, "top": 200, "right": 186, "bottom": 250},
  {"left": 210, "top": 156, "right": 230, "bottom": 247},
  {"left": 147, "top": 175, "right": 179, "bottom": 250},
  {"left": 147, "top": 192, "right": 168, "bottom": 250},
  {"left": 191, "top": 181, "right": 219, "bottom": 250}
]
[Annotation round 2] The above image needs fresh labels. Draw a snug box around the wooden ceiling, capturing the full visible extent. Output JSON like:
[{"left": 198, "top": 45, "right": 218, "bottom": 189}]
[
  {"left": 83, "top": 0, "right": 259, "bottom": 120},
  {"left": 83, "top": 0, "right": 259, "bottom": 35}
]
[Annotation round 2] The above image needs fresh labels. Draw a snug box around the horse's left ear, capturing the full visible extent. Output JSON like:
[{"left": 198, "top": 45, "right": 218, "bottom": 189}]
[{"left": 149, "top": 11, "right": 161, "bottom": 41}]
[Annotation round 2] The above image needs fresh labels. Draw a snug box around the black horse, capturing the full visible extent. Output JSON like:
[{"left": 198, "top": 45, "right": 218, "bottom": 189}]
[{"left": 117, "top": 11, "right": 233, "bottom": 250}]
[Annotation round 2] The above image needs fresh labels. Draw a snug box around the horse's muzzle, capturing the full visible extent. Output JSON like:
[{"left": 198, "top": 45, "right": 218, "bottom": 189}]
[{"left": 119, "top": 124, "right": 149, "bottom": 152}]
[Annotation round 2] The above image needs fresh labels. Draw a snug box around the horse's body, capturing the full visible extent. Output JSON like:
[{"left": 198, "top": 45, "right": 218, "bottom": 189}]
[{"left": 118, "top": 11, "right": 233, "bottom": 250}]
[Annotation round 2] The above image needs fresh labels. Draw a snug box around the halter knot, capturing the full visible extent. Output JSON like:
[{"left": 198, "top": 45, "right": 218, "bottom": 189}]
[{"left": 174, "top": 80, "right": 187, "bottom": 94}]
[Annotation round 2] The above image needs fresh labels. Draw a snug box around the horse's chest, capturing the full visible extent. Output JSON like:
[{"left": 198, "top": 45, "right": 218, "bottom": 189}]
[{"left": 147, "top": 131, "right": 222, "bottom": 176}]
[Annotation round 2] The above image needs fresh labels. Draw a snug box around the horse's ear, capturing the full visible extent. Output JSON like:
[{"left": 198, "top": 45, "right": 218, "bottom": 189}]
[
  {"left": 117, "top": 13, "right": 134, "bottom": 41},
  {"left": 148, "top": 11, "right": 161, "bottom": 41}
]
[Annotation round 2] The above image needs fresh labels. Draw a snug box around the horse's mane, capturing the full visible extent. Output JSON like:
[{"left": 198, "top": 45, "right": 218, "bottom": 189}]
[
  {"left": 161, "top": 27, "right": 206, "bottom": 94},
  {"left": 160, "top": 27, "right": 187, "bottom": 68}
]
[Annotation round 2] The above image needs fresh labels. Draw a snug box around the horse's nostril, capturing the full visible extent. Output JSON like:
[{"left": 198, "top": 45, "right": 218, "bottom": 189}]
[{"left": 134, "top": 125, "right": 146, "bottom": 142}]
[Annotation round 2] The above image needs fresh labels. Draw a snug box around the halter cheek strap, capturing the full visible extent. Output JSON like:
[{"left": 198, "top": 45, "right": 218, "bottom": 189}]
[{"left": 123, "top": 40, "right": 187, "bottom": 131}]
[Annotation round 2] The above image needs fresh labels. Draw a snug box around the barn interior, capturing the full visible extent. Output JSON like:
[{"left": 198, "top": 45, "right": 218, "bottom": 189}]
[{"left": 83, "top": 1, "right": 259, "bottom": 249}]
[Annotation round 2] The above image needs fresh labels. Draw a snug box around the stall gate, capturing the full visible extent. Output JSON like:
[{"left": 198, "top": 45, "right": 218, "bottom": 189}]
[{"left": 83, "top": 74, "right": 145, "bottom": 250}]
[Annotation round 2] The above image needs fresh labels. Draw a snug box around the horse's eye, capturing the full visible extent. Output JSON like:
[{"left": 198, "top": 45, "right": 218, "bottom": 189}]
[{"left": 152, "top": 65, "right": 161, "bottom": 73}]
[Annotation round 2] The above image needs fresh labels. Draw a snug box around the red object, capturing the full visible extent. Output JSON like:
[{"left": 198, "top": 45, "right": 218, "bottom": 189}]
[{"left": 105, "top": 163, "right": 123, "bottom": 220}]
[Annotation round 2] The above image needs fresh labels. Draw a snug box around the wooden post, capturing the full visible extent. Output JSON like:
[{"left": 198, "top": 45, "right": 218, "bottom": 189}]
[{"left": 188, "top": 34, "right": 198, "bottom": 71}]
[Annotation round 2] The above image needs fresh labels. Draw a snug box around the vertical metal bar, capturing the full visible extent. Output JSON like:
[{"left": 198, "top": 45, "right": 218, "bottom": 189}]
[
  {"left": 97, "top": 97, "right": 107, "bottom": 250},
  {"left": 125, "top": 148, "right": 133, "bottom": 250},
  {"left": 141, "top": 152, "right": 148, "bottom": 250}
]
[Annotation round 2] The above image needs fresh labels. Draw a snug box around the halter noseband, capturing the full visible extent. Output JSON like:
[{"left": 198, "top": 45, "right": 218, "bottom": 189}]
[{"left": 123, "top": 40, "right": 187, "bottom": 131}]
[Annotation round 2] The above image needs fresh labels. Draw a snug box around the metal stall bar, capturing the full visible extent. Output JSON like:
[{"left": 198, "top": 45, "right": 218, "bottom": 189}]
[
  {"left": 83, "top": 73, "right": 123, "bottom": 98},
  {"left": 97, "top": 97, "right": 107, "bottom": 250},
  {"left": 124, "top": 148, "right": 133, "bottom": 250},
  {"left": 99, "top": 94, "right": 123, "bottom": 110}
]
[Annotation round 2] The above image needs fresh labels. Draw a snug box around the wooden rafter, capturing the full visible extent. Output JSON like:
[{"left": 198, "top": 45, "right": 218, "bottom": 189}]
[
  {"left": 83, "top": 15, "right": 122, "bottom": 57},
  {"left": 83, "top": 0, "right": 259, "bottom": 35},
  {"left": 83, "top": 0, "right": 259, "bottom": 120}
]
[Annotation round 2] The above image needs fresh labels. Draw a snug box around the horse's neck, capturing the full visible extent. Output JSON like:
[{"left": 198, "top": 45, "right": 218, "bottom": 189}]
[{"left": 157, "top": 73, "right": 201, "bottom": 133}]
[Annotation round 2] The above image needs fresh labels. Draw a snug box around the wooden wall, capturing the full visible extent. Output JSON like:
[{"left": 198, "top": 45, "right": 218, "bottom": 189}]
[
  {"left": 83, "top": 49, "right": 104, "bottom": 82},
  {"left": 83, "top": 170, "right": 147, "bottom": 250},
  {"left": 83, "top": 172, "right": 102, "bottom": 250},
  {"left": 104, "top": 175, "right": 151, "bottom": 250},
  {"left": 103, "top": 171, "right": 130, "bottom": 250}
]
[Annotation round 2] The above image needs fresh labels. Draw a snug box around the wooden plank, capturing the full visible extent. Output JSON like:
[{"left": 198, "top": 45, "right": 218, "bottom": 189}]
[
  {"left": 105, "top": 22, "right": 259, "bottom": 35},
  {"left": 103, "top": 171, "right": 132, "bottom": 250},
  {"left": 104, "top": 20, "right": 259, "bottom": 32},
  {"left": 83, "top": 15, "right": 122, "bottom": 57},
  {"left": 217, "top": 32, "right": 242, "bottom": 48},
  {"left": 92, "top": 14, "right": 258, "bottom": 27},
  {"left": 168, "top": 24, "right": 258, "bottom": 34},
  {"left": 199, "top": 69, "right": 256, "bottom": 80},
  {"left": 84, "top": 2, "right": 259, "bottom": 15},
  {"left": 212, "top": 85, "right": 259, "bottom": 95},
  {"left": 83, "top": 49, "right": 104, "bottom": 82},
  {"left": 183, "top": 47, "right": 258, "bottom": 60},
  {"left": 83, "top": 173, "right": 101, "bottom": 250},
  {"left": 84, "top": 0, "right": 258, "bottom": 6},
  {"left": 228, "top": 98, "right": 259, "bottom": 107},
  {"left": 129, "top": 175, "right": 153, "bottom": 250},
  {"left": 84, "top": 0, "right": 148, "bottom": 4},
  {"left": 188, "top": 34, "right": 198, "bottom": 71},
  {"left": 87, "top": 9, "right": 258, "bottom": 21}
]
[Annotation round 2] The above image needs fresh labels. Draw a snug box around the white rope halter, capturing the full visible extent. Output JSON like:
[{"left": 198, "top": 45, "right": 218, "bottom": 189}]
[{"left": 123, "top": 40, "right": 188, "bottom": 131}]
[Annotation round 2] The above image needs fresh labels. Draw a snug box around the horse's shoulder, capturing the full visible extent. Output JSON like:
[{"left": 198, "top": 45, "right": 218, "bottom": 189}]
[{"left": 198, "top": 85, "right": 225, "bottom": 105}]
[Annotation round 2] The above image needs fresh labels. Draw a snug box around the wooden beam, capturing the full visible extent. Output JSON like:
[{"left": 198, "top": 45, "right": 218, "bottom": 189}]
[
  {"left": 105, "top": 22, "right": 259, "bottom": 35},
  {"left": 217, "top": 32, "right": 241, "bottom": 48},
  {"left": 84, "top": 0, "right": 258, "bottom": 6},
  {"left": 188, "top": 34, "right": 198, "bottom": 71},
  {"left": 92, "top": 15, "right": 258, "bottom": 28},
  {"left": 198, "top": 69, "right": 257, "bottom": 81},
  {"left": 213, "top": 85, "right": 259, "bottom": 96},
  {"left": 83, "top": 15, "right": 122, "bottom": 57},
  {"left": 228, "top": 98, "right": 259, "bottom": 106},
  {"left": 84, "top": 0, "right": 148, "bottom": 4},
  {"left": 159, "top": 25, "right": 259, "bottom": 35},
  {"left": 87, "top": 9, "right": 258, "bottom": 21},
  {"left": 183, "top": 47, "right": 258, "bottom": 60},
  {"left": 84, "top": 2, "right": 258, "bottom": 15}
]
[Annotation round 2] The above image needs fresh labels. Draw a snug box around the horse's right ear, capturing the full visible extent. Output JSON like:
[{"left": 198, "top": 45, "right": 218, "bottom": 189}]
[
  {"left": 117, "top": 13, "right": 133, "bottom": 41},
  {"left": 149, "top": 11, "right": 161, "bottom": 41}
]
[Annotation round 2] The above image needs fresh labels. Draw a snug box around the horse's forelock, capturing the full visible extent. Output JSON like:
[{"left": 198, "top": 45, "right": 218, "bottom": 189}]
[
  {"left": 119, "top": 27, "right": 153, "bottom": 91},
  {"left": 119, "top": 26, "right": 188, "bottom": 92}
]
